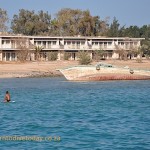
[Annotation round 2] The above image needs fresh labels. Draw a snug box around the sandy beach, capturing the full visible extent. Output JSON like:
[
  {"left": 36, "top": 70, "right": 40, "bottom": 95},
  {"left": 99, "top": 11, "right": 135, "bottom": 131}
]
[{"left": 0, "top": 60, "right": 150, "bottom": 78}]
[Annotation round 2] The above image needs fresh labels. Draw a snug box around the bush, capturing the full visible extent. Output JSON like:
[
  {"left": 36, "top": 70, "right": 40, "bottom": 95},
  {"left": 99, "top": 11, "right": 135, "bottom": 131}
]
[
  {"left": 78, "top": 51, "right": 92, "bottom": 65},
  {"left": 136, "top": 58, "right": 142, "bottom": 63},
  {"left": 64, "top": 52, "right": 71, "bottom": 60},
  {"left": 94, "top": 50, "right": 105, "bottom": 61},
  {"left": 145, "top": 55, "right": 150, "bottom": 60},
  {"left": 16, "top": 50, "right": 29, "bottom": 62},
  {"left": 48, "top": 52, "right": 58, "bottom": 61}
]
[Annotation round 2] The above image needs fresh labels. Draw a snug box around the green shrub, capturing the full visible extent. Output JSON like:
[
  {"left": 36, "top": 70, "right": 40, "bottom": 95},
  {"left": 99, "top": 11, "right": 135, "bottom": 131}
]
[
  {"left": 94, "top": 50, "right": 105, "bottom": 61},
  {"left": 145, "top": 55, "right": 150, "bottom": 60},
  {"left": 78, "top": 51, "right": 92, "bottom": 65},
  {"left": 136, "top": 58, "right": 142, "bottom": 63},
  {"left": 64, "top": 52, "right": 71, "bottom": 60},
  {"left": 48, "top": 52, "right": 58, "bottom": 61}
]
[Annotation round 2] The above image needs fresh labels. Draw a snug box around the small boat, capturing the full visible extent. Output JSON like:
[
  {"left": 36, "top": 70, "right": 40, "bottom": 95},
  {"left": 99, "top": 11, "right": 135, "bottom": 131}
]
[{"left": 59, "top": 63, "right": 150, "bottom": 81}]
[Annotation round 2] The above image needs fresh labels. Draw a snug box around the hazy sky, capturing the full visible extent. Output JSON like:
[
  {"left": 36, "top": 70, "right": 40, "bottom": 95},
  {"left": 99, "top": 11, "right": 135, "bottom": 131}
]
[{"left": 1, "top": 0, "right": 150, "bottom": 27}]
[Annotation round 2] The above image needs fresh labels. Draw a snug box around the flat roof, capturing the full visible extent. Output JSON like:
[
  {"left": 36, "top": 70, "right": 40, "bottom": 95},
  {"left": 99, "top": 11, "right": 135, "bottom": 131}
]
[{"left": 0, "top": 35, "right": 145, "bottom": 40}]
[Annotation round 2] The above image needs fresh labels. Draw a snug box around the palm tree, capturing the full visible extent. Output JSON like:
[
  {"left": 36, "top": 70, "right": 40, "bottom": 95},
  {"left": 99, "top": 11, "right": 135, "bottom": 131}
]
[{"left": 34, "top": 45, "right": 44, "bottom": 61}]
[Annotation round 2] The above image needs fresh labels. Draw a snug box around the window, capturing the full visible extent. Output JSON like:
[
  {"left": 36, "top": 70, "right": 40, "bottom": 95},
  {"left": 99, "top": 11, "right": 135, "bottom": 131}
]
[
  {"left": 108, "top": 42, "right": 112, "bottom": 45},
  {"left": 6, "top": 40, "right": 10, "bottom": 44},
  {"left": 2, "top": 53, "right": 5, "bottom": 60},
  {"left": 11, "top": 53, "right": 16, "bottom": 61},
  {"left": 67, "top": 41, "right": 71, "bottom": 45},
  {"left": 6, "top": 53, "right": 10, "bottom": 61},
  {"left": 38, "top": 41, "right": 41, "bottom": 45},
  {"left": 53, "top": 41, "right": 56, "bottom": 45},
  {"left": 81, "top": 42, "right": 85, "bottom": 45}
]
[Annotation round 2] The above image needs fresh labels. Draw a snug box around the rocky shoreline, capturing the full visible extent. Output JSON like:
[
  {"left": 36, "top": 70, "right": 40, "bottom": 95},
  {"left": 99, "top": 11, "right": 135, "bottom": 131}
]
[
  {"left": 27, "top": 70, "right": 63, "bottom": 78},
  {"left": 0, "top": 70, "right": 63, "bottom": 78}
]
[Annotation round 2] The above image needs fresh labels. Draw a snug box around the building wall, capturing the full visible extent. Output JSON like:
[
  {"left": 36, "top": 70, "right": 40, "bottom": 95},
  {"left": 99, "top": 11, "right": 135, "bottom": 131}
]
[{"left": 0, "top": 35, "right": 144, "bottom": 61}]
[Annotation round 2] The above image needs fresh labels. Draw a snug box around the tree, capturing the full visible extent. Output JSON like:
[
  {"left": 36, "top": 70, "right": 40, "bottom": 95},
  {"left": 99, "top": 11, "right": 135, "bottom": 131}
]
[
  {"left": 15, "top": 37, "right": 32, "bottom": 62},
  {"left": 140, "top": 25, "right": 150, "bottom": 38},
  {"left": 140, "top": 39, "right": 150, "bottom": 59},
  {"left": 34, "top": 10, "right": 51, "bottom": 35},
  {"left": 49, "top": 18, "right": 59, "bottom": 36},
  {"left": 52, "top": 8, "right": 108, "bottom": 36},
  {"left": 114, "top": 43, "right": 128, "bottom": 60},
  {"left": 0, "top": 8, "right": 9, "bottom": 33},
  {"left": 34, "top": 45, "right": 44, "bottom": 61},
  {"left": 99, "top": 17, "right": 110, "bottom": 36},
  {"left": 78, "top": 10, "right": 95, "bottom": 36},
  {"left": 10, "top": 8, "right": 150, "bottom": 38},
  {"left": 11, "top": 9, "right": 35, "bottom": 35},
  {"left": 122, "top": 26, "right": 140, "bottom": 38},
  {"left": 54, "top": 8, "right": 85, "bottom": 36},
  {"left": 107, "top": 17, "right": 120, "bottom": 37},
  {"left": 11, "top": 9, "right": 51, "bottom": 35},
  {"left": 78, "top": 10, "right": 108, "bottom": 36},
  {"left": 55, "top": 8, "right": 80, "bottom": 36}
]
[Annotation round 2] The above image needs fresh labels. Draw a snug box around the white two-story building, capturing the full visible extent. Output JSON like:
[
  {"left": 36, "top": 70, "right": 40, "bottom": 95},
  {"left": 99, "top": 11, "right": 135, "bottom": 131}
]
[{"left": 0, "top": 35, "right": 144, "bottom": 61}]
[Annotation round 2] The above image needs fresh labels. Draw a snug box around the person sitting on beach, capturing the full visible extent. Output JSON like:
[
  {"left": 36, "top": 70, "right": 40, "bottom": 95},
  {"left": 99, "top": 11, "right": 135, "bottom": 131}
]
[{"left": 4, "top": 91, "right": 11, "bottom": 102}]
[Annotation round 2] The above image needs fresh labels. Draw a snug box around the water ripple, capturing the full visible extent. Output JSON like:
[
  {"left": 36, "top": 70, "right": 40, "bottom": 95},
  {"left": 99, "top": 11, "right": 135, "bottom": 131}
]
[{"left": 0, "top": 78, "right": 150, "bottom": 149}]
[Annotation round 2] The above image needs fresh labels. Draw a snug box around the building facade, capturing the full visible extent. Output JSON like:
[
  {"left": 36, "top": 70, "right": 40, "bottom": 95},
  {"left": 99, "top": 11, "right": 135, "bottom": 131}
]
[{"left": 0, "top": 35, "right": 144, "bottom": 61}]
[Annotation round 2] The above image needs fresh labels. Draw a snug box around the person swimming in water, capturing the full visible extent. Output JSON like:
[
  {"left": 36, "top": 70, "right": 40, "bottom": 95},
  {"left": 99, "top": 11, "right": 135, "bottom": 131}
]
[{"left": 4, "top": 91, "right": 11, "bottom": 102}]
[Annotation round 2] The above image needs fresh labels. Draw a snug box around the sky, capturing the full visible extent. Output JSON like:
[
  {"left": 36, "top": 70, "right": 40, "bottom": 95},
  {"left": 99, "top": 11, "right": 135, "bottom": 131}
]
[{"left": 1, "top": 0, "right": 150, "bottom": 28}]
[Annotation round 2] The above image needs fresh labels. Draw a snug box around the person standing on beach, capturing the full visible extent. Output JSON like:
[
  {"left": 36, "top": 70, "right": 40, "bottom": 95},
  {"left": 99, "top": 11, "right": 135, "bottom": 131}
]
[{"left": 4, "top": 91, "right": 11, "bottom": 102}]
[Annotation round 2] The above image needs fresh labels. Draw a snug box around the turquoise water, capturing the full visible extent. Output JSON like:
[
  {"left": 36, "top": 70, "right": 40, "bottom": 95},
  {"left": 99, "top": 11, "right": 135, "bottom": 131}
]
[{"left": 0, "top": 77, "right": 150, "bottom": 150}]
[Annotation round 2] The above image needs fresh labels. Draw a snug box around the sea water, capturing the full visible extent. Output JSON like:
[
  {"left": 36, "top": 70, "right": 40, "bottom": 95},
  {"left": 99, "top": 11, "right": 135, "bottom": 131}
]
[{"left": 0, "top": 77, "right": 150, "bottom": 150}]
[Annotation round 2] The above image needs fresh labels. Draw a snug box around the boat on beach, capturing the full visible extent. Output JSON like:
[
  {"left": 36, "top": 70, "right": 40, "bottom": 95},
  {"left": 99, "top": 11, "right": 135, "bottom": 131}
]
[{"left": 59, "top": 63, "right": 150, "bottom": 81}]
